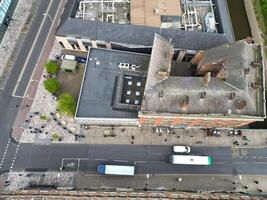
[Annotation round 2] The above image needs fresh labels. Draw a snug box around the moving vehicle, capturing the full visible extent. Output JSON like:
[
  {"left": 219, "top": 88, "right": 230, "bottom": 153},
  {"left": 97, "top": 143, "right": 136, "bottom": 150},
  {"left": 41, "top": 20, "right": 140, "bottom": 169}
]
[
  {"left": 173, "top": 145, "right": 191, "bottom": 153},
  {"left": 169, "top": 155, "right": 212, "bottom": 165},
  {"left": 97, "top": 164, "right": 135, "bottom": 176}
]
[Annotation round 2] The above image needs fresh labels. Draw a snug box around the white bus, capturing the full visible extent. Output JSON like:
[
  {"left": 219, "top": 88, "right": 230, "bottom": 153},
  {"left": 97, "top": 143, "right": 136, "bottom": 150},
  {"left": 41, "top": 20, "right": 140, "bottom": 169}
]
[
  {"left": 97, "top": 164, "right": 135, "bottom": 176},
  {"left": 169, "top": 155, "right": 212, "bottom": 165}
]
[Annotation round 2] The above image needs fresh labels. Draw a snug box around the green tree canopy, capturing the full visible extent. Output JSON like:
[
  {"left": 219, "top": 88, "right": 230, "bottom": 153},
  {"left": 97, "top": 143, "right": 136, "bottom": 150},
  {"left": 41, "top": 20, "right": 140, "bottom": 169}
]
[
  {"left": 43, "top": 78, "right": 60, "bottom": 94},
  {"left": 45, "top": 60, "right": 58, "bottom": 74},
  {"left": 51, "top": 133, "right": 59, "bottom": 141},
  {"left": 57, "top": 93, "right": 76, "bottom": 116}
]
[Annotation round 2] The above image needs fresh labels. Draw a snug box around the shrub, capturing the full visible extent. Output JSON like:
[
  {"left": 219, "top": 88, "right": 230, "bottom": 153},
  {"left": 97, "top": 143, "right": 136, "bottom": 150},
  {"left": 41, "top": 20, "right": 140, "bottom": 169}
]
[
  {"left": 40, "top": 115, "right": 48, "bottom": 121},
  {"left": 45, "top": 60, "right": 58, "bottom": 74},
  {"left": 57, "top": 93, "right": 76, "bottom": 116},
  {"left": 51, "top": 133, "right": 59, "bottom": 141},
  {"left": 43, "top": 78, "right": 60, "bottom": 94}
]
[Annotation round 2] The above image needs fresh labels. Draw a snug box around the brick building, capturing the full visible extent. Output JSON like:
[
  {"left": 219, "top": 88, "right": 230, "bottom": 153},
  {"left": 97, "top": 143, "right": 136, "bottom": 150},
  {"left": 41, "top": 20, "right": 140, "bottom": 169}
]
[
  {"left": 55, "top": 19, "right": 265, "bottom": 128},
  {"left": 139, "top": 35, "right": 265, "bottom": 128}
]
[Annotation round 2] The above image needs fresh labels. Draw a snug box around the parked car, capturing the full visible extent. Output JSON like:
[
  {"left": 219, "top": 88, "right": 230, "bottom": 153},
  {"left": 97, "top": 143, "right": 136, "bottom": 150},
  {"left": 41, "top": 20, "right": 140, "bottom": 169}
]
[
  {"left": 207, "top": 128, "right": 221, "bottom": 137},
  {"left": 61, "top": 54, "right": 75, "bottom": 61},
  {"left": 228, "top": 129, "right": 242, "bottom": 136},
  {"left": 173, "top": 145, "right": 191, "bottom": 153},
  {"left": 75, "top": 56, "right": 87, "bottom": 63}
]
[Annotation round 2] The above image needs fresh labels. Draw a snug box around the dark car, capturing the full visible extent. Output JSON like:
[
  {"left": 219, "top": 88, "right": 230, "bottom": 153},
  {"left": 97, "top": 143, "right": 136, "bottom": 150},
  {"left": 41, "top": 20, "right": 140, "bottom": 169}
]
[{"left": 75, "top": 56, "right": 87, "bottom": 63}]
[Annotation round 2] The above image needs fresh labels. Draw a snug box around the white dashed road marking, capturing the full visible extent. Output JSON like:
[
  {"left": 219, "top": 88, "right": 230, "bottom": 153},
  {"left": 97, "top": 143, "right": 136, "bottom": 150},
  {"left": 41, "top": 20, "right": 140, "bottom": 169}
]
[
  {"left": 9, "top": 143, "right": 20, "bottom": 172},
  {"left": 0, "top": 138, "right": 11, "bottom": 169}
]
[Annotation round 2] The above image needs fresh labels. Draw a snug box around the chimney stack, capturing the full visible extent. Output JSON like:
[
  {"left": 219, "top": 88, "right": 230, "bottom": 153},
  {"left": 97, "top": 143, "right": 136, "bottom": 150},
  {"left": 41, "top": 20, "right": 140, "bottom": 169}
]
[
  {"left": 215, "top": 67, "right": 225, "bottom": 79},
  {"left": 236, "top": 100, "right": 247, "bottom": 111},
  {"left": 203, "top": 72, "right": 211, "bottom": 86},
  {"left": 191, "top": 51, "right": 204, "bottom": 65}
]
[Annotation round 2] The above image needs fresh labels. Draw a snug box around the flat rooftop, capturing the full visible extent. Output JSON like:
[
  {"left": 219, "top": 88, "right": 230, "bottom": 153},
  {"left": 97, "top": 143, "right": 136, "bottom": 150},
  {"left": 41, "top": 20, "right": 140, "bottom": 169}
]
[
  {"left": 75, "top": 48, "right": 150, "bottom": 119},
  {"left": 130, "top": 0, "right": 182, "bottom": 27}
]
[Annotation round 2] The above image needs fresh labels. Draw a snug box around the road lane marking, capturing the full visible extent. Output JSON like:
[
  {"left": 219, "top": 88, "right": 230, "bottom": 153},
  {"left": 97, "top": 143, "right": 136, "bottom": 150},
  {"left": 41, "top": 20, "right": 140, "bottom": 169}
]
[
  {"left": 113, "top": 159, "right": 128, "bottom": 162},
  {"left": 12, "top": 0, "right": 54, "bottom": 98},
  {"left": 9, "top": 143, "right": 20, "bottom": 172},
  {"left": 232, "top": 161, "right": 267, "bottom": 164},
  {"left": 94, "top": 159, "right": 107, "bottom": 162},
  {"left": 134, "top": 161, "right": 147, "bottom": 165},
  {"left": 0, "top": 138, "right": 11, "bottom": 169}
]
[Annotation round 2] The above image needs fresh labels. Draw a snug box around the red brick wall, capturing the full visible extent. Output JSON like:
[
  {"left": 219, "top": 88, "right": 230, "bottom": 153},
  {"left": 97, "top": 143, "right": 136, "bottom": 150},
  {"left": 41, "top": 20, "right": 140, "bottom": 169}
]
[{"left": 139, "top": 116, "right": 254, "bottom": 128}]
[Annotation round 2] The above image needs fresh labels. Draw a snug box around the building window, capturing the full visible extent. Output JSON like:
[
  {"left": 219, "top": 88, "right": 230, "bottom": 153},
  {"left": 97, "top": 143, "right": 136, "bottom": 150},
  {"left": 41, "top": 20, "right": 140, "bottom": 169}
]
[
  {"left": 82, "top": 42, "right": 92, "bottom": 51},
  {"left": 70, "top": 43, "right": 76, "bottom": 50},
  {"left": 59, "top": 41, "right": 65, "bottom": 48},
  {"left": 68, "top": 38, "right": 80, "bottom": 50},
  {"left": 75, "top": 42, "right": 81, "bottom": 50}
]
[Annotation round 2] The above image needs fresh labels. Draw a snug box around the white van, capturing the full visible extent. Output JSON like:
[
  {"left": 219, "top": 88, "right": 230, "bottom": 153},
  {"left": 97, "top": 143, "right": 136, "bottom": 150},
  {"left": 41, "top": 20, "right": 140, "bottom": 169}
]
[
  {"left": 61, "top": 54, "right": 76, "bottom": 61},
  {"left": 173, "top": 145, "right": 191, "bottom": 153}
]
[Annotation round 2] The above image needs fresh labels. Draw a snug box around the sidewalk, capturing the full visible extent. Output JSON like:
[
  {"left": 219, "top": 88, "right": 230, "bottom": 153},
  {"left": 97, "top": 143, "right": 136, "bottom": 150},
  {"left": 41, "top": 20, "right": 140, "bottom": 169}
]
[
  {"left": 11, "top": 0, "right": 67, "bottom": 142},
  {"left": 0, "top": 0, "right": 41, "bottom": 88},
  {"left": 19, "top": 120, "right": 267, "bottom": 147},
  {"left": 2, "top": 172, "right": 267, "bottom": 196}
]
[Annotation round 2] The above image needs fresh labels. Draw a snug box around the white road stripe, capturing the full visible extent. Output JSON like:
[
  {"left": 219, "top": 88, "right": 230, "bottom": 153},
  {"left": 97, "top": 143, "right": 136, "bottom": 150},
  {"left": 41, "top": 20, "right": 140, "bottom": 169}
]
[
  {"left": 12, "top": 0, "right": 54, "bottom": 97},
  {"left": 113, "top": 160, "right": 128, "bottom": 163}
]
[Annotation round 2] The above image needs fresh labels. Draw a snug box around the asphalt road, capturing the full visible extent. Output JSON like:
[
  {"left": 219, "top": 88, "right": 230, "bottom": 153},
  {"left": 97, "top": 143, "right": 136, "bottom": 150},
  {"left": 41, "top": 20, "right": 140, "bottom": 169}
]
[
  {"left": 0, "top": 0, "right": 61, "bottom": 172},
  {"left": 8, "top": 144, "right": 267, "bottom": 175},
  {"left": 0, "top": 0, "right": 266, "bottom": 178}
]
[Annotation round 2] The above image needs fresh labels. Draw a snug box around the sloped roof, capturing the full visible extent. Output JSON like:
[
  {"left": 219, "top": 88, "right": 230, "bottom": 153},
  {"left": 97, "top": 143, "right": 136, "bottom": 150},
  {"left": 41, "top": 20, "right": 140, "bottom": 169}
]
[
  {"left": 141, "top": 35, "right": 265, "bottom": 117},
  {"left": 56, "top": 18, "right": 230, "bottom": 50}
]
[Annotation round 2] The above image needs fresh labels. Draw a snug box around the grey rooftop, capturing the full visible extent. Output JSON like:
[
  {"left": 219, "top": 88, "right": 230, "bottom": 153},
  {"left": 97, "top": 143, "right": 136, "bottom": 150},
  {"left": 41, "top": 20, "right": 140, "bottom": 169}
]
[
  {"left": 75, "top": 48, "right": 150, "bottom": 119},
  {"left": 56, "top": 18, "right": 230, "bottom": 50}
]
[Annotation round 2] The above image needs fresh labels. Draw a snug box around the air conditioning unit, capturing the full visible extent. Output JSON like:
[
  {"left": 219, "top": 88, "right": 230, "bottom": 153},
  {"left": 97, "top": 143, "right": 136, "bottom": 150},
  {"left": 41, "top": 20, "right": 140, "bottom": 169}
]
[{"left": 119, "top": 63, "right": 130, "bottom": 70}]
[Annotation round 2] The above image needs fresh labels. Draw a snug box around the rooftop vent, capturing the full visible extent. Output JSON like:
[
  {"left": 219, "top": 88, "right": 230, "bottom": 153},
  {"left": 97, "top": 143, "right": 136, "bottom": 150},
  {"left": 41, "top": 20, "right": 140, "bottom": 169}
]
[
  {"left": 180, "top": 96, "right": 189, "bottom": 111},
  {"left": 154, "top": 8, "right": 160, "bottom": 14}
]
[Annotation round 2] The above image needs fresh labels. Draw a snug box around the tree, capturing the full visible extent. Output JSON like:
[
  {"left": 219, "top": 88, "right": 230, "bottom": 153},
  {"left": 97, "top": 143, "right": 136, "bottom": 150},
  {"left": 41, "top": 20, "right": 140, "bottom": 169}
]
[
  {"left": 45, "top": 60, "right": 58, "bottom": 74},
  {"left": 57, "top": 93, "right": 76, "bottom": 116},
  {"left": 43, "top": 78, "right": 60, "bottom": 94}
]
